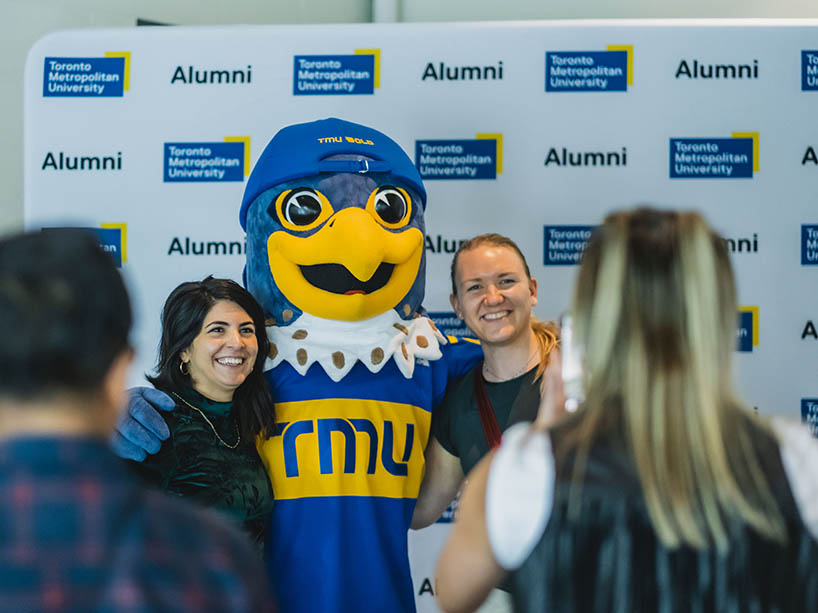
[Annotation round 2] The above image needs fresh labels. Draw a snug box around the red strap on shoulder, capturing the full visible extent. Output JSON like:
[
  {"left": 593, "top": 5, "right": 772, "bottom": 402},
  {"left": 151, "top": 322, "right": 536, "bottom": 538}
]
[{"left": 473, "top": 365, "right": 503, "bottom": 449}]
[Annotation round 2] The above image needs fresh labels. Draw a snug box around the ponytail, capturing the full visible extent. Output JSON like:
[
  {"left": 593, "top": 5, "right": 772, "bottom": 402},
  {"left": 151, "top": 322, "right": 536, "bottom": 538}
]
[{"left": 532, "top": 318, "right": 560, "bottom": 382}]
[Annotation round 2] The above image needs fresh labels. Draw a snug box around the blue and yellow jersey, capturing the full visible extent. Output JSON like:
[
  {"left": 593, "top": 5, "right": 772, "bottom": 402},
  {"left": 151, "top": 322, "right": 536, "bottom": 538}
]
[{"left": 258, "top": 340, "right": 480, "bottom": 613}]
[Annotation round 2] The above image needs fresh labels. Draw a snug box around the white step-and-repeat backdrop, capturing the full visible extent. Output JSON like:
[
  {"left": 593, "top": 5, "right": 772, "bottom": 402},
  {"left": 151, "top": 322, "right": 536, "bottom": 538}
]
[{"left": 24, "top": 20, "right": 818, "bottom": 611}]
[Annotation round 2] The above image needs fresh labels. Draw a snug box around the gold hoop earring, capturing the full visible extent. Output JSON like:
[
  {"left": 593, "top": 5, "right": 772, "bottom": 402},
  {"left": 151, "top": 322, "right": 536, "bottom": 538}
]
[{"left": 179, "top": 360, "right": 190, "bottom": 376}]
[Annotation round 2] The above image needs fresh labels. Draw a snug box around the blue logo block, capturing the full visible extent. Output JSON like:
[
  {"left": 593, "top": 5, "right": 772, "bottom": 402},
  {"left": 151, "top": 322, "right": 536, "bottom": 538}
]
[
  {"left": 670, "top": 138, "right": 753, "bottom": 179},
  {"left": 736, "top": 311, "right": 753, "bottom": 352},
  {"left": 44, "top": 227, "right": 122, "bottom": 267},
  {"left": 546, "top": 51, "right": 627, "bottom": 92},
  {"left": 802, "top": 399, "right": 818, "bottom": 437},
  {"left": 94, "top": 228, "right": 122, "bottom": 267},
  {"left": 415, "top": 140, "right": 496, "bottom": 180},
  {"left": 802, "top": 51, "right": 818, "bottom": 91},
  {"left": 802, "top": 225, "right": 818, "bottom": 265},
  {"left": 543, "top": 225, "right": 595, "bottom": 266},
  {"left": 293, "top": 55, "right": 374, "bottom": 95},
  {"left": 163, "top": 142, "right": 244, "bottom": 182},
  {"left": 43, "top": 57, "right": 125, "bottom": 97},
  {"left": 427, "top": 312, "right": 473, "bottom": 339}
]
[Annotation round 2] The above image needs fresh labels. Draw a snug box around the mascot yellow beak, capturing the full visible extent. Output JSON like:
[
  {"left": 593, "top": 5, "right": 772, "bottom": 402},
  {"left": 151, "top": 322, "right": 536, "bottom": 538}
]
[{"left": 268, "top": 207, "right": 423, "bottom": 321}]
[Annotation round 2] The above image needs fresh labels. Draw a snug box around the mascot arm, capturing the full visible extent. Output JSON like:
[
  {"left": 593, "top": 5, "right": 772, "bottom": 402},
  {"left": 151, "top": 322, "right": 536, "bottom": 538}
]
[
  {"left": 432, "top": 339, "right": 483, "bottom": 408},
  {"left": 111, "top": 387, "right": 175, "bottom": 461}
]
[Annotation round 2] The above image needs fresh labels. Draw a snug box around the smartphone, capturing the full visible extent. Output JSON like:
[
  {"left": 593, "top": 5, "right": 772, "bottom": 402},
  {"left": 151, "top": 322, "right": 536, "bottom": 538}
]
[{"left": 559, "top": 313, "right": 584, "bottom": 412}]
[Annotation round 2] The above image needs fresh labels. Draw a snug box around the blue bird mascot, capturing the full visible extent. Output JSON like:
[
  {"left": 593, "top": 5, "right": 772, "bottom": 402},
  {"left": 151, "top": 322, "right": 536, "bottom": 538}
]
[{"left": 119, "top": 118, "right": 480, "bottom": 613}]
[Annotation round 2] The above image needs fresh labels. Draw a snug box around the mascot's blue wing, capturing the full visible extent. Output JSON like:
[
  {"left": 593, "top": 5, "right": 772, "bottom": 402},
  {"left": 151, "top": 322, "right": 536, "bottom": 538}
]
[{"left": 432, "top": 338, "right": 483, "bottom": 410}]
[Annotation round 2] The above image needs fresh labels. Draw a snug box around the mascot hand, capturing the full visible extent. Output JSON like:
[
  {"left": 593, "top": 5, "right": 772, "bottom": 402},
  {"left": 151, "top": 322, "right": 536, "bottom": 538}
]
[{"left": 111, "top": 387, "right": 175, "bottom": 461}]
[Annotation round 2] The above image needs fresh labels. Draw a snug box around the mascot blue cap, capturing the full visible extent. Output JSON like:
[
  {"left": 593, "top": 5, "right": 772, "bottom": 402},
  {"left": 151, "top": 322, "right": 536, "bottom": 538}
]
[
  {"left": 240, "top": 117, "right": 429, "bottom": 325},
  {"left": 240, "top": 118, "right": 426, "bottom": 230}
]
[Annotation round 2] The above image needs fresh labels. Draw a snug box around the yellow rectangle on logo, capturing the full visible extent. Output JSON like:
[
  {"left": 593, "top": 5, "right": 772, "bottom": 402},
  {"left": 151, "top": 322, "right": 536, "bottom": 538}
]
[{"left": 258, "top": 398, "right": 430, "bottom": 500}]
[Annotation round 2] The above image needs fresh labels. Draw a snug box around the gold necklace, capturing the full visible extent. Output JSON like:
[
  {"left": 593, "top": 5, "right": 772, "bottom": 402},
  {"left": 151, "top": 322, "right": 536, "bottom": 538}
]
[
  {"left": 170, "top": 391, "right": 241, "bottom": 449},
  {"left": 482, "top": 348, "right": 539, "bottom": 382}
]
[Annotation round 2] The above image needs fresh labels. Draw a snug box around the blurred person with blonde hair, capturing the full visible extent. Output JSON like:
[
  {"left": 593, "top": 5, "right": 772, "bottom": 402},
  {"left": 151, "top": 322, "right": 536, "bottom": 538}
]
[{"left": 435, "top": 208, "right": 818, "bottom": 612}]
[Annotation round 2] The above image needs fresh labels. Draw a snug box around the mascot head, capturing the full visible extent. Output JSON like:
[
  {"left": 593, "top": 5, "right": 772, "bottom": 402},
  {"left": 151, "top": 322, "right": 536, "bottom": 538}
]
[{"left": 240, "top": 118, "right": 427, "bottom": 326}]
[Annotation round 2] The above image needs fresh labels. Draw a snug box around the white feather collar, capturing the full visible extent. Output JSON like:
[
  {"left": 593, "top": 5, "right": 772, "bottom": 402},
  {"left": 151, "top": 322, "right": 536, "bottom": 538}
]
[{"left": 264, "top": 310, "right": 446, "bottom": 382}]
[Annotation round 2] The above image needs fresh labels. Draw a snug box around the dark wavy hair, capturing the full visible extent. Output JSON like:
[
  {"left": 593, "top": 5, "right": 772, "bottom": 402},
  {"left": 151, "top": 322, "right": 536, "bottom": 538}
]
[{"left": 147, "top": 276, "right": 274, "bottom": 441}]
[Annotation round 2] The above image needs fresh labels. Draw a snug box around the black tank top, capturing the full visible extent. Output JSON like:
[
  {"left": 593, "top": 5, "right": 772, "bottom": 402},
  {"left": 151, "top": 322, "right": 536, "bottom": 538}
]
[{"left": 510, "top": 415, "right": 818, "bottom": 612}]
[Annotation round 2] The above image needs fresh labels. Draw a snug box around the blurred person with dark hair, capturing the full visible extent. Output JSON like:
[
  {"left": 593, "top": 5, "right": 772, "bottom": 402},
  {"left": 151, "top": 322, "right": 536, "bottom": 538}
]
[
  {"left": 0, "top": 230, "right": 274, "bottom": 612},
  {"left": 128, "top": 277, "right": 275, "bottom": 545},
  {"left": 435, "top": 208, "right": 818, "bottom": 612}
]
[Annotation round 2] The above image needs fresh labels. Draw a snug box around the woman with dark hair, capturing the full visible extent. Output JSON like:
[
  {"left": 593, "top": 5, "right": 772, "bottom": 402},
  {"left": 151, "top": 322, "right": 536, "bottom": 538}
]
[
  {"left": 435, "top": 208, "right": 818, "bottom": 612},
  {"left": 130, "top": 276, "right": 275, "bottom": 545}
]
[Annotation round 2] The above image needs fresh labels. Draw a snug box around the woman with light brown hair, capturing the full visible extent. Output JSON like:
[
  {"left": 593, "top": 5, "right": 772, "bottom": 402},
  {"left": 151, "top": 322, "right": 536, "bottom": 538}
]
[
  {"left": 412, "top": 233, "right": 559, "bottom": 532},
  {"left": 435, "top": 208, "right": 818, "bottom": 612}
]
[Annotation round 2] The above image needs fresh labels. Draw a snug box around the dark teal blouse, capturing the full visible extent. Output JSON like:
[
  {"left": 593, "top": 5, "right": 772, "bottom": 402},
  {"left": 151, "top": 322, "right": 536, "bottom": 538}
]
[{"left": 130, "top": 387, "right": 273, "bottom": 545}]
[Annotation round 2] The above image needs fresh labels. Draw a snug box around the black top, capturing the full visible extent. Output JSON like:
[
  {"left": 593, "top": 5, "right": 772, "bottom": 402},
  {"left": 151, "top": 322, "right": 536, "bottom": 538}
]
[
  {"left": 130, "top": 387, "right": 274, "bottom": 545},
  {"left": 510, "top": 412, "right": 818, "bottom": 613},
  {"left": 433, "top": 364, "right": 539, "bottom": 474}
]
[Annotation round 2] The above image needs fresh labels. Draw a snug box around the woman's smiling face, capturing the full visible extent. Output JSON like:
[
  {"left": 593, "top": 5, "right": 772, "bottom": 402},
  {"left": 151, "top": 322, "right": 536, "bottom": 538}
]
[
  {"left": 180, "top": 300, "right": 259, "bottom": 402},
  {"left": 450, "top": 244, "right": 537, "bottom": 347}
]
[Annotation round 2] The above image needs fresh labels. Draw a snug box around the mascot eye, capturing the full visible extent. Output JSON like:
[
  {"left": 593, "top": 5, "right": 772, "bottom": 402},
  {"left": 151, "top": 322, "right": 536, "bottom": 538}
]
[
  {"left": 284, "top": 190, "right": 323, "bottom": 226},
  {"left": 374, "top": 189, "right": 407, "bottom": 224},
  {"left": 274, "top": 188, "right": 333, "bottom": 231},
  {"left": 368, "top": 187, "right": 411, "bottom": 228}
]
